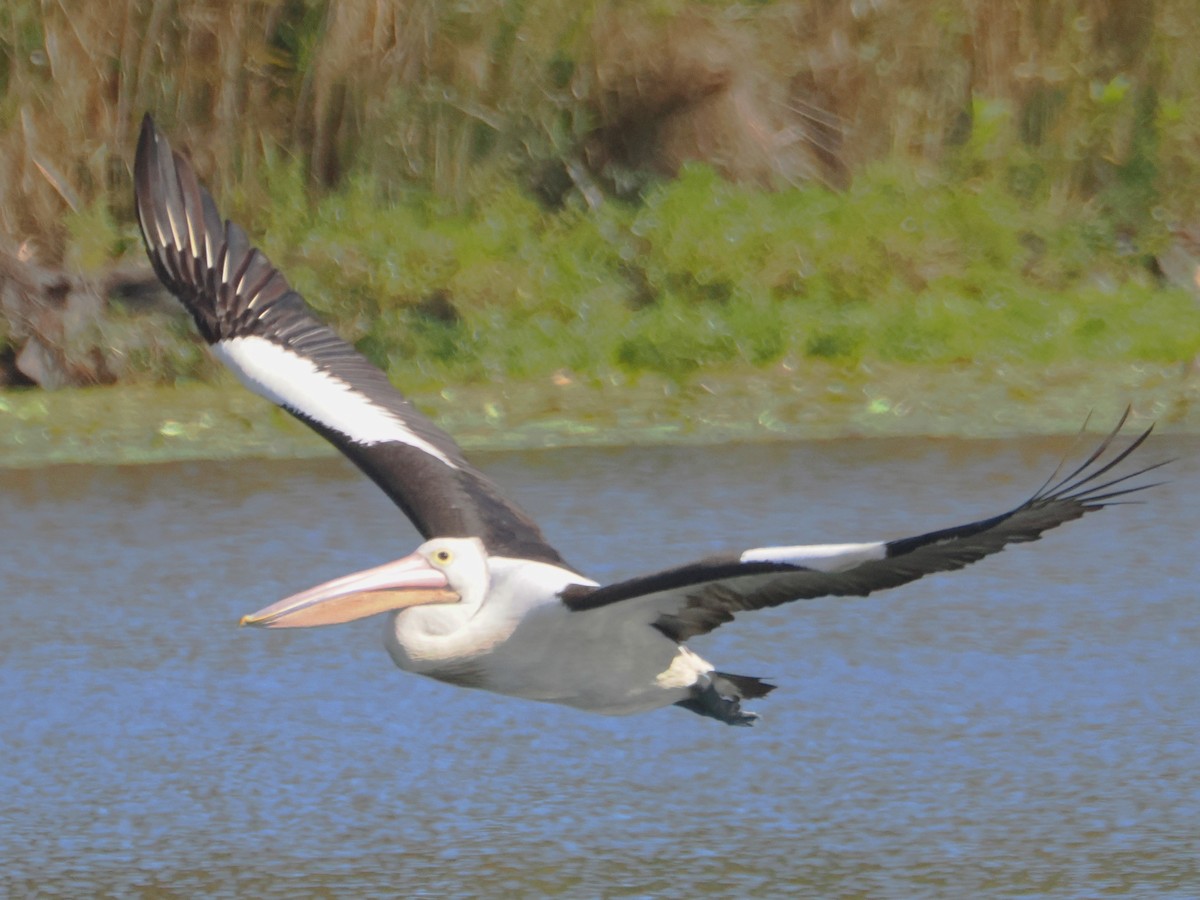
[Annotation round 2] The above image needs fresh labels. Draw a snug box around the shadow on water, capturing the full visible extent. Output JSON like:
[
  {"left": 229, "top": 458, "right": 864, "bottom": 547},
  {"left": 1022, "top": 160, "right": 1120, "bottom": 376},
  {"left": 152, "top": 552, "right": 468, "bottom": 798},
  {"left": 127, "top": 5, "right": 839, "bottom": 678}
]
[{"left": 2, "top": 436, "right": 1197, "bottom": 897}]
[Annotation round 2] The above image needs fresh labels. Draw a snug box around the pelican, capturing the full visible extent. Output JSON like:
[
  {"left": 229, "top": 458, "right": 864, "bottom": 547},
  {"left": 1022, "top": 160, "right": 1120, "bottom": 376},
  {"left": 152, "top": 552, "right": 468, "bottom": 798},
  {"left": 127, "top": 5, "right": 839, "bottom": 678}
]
[{"left": 133, "top": 115, "right": 1164, "bottom": 725}]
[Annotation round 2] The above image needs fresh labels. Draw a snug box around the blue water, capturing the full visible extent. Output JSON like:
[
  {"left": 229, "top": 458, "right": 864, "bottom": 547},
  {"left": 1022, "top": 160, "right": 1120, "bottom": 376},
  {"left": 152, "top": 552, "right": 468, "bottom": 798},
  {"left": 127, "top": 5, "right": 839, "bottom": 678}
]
[{"left": 2, "top": 435, "right": 1197, "bottom": 897}]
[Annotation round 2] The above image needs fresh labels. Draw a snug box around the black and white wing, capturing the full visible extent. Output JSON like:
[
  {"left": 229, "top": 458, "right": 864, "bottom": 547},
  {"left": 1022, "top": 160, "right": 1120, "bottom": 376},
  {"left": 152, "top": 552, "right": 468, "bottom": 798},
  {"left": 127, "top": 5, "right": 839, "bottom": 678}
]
[
  {"left": 134, "top": 115, "right": 568, "bottom": 567},
  {"left": 562, "top": 414, "right": 1164, "bottom": 640}
]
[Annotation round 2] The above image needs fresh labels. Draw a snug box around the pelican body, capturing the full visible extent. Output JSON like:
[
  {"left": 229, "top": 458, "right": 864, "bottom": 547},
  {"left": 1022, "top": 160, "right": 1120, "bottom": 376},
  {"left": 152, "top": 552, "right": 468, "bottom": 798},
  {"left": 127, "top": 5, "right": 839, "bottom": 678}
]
[{"left": 134, "top": 116, "right": 1164, "bottom": 725}]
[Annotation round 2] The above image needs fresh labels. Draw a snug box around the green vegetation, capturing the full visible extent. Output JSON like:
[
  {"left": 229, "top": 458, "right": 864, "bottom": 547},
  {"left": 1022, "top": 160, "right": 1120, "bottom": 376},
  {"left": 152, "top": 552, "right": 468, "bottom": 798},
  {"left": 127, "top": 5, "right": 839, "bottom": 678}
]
[{"left": 75, "top": 154, "right": 1199, "bottom": 391}]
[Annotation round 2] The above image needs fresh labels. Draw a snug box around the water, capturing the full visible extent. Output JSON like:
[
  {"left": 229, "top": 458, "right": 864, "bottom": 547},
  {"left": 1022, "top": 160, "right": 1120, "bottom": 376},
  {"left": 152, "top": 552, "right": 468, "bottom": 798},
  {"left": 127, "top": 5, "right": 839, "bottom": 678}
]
[{"left": 2, "top": 436, "right": 1197, "bottom": 897}]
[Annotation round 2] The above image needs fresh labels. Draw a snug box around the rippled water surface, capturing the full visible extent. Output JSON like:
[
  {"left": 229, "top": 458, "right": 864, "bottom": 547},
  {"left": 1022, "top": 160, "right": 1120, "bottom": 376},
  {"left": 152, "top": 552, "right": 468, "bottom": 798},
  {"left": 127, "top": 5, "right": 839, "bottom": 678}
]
[{"left": 2, "top": 435, "right": 1197, "bottom": 897}]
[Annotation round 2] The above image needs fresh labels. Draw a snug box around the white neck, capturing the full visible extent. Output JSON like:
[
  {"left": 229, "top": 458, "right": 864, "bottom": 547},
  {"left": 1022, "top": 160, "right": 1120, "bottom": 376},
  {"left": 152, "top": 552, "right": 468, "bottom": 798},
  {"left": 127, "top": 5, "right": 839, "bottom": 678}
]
[{"left": 383, "top": 556, "right": 594, "bottom": 674}]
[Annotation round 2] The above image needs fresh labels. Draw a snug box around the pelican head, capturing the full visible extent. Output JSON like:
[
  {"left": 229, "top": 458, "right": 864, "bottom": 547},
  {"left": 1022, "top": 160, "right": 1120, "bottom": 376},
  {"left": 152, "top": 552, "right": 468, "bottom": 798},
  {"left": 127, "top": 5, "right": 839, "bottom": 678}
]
[{"left": 240, "top": 537, "right": 489, "bottom": 629}]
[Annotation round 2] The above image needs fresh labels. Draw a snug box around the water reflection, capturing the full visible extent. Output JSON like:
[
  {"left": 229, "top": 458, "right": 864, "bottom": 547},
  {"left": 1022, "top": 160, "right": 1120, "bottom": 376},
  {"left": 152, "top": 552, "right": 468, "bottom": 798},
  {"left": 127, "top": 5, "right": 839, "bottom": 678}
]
[{"left": 2, "top": 437, "right": 1197, "bottom": 896}]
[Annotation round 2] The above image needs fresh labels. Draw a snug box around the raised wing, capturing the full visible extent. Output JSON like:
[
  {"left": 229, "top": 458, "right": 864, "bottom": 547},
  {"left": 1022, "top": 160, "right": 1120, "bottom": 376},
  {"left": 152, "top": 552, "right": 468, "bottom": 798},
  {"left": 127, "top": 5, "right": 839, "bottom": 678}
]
[
  {"left": 134, "top": 114, "right": 569, "bottom": 568},
  {"left": 562, "top": 413, "right": 1165, "bottom": 640}
]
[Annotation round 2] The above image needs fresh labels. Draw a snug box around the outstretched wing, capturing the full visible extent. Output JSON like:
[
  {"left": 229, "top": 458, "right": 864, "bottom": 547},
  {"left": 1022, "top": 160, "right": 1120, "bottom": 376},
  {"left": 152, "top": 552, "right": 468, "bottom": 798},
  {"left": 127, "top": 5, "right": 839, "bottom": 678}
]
[
  {"left": 134, "top": 114, "right": 569, "bottom": 568},
  {"left": 561, "top": 413, "right": 1165, "bottom": 640}
]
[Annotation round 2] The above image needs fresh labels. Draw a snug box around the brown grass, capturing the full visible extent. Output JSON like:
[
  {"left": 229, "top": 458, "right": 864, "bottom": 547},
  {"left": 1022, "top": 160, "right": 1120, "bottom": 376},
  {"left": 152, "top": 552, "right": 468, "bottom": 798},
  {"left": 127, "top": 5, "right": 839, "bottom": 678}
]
[{"left": 1, "top": 1, "right": 1198, "bottom": 254}]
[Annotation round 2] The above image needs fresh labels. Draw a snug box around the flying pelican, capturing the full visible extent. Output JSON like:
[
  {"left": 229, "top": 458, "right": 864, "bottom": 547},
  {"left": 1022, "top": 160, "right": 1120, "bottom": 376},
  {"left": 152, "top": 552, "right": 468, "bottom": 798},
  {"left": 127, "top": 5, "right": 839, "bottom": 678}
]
[{"left": 133, "top": 115, "right": 1164, "bottom": 725}]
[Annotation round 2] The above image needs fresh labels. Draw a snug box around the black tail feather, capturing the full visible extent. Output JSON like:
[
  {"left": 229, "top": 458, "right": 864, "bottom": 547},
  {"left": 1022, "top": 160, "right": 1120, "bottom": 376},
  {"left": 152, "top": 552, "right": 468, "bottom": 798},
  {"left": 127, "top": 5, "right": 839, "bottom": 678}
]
[{"left": 714, "top": 671, "right": 777, "bottom": 699}]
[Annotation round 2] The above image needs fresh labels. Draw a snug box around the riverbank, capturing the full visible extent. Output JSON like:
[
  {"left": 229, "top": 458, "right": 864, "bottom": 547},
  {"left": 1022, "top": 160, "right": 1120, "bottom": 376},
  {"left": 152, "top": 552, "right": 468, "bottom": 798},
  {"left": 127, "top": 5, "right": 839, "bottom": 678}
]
[{"left": 3, "top": 359, "right": 1195, "bottom": 468}]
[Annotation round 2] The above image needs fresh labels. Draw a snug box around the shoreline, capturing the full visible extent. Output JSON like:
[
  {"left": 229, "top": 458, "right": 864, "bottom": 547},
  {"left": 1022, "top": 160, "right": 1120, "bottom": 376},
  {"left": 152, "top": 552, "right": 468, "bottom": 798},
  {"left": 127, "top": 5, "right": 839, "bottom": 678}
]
[{"left": 2, "top": 360, "right": 1196, "bottom": 468}]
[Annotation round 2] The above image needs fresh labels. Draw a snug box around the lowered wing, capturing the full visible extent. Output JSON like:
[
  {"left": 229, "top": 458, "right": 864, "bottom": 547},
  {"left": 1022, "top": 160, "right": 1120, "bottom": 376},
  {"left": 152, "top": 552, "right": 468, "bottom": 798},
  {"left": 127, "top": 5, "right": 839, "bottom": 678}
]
[{"left": 562, "top": 412, "right": 1165, "bottom": 640}]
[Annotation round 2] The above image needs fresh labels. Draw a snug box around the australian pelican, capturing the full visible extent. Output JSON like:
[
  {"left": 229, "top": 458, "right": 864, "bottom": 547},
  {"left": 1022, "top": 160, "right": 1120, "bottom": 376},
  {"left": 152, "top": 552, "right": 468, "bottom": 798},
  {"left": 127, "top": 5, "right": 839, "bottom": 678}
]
[{"left": 134, "top": 115, "right": 1164, "bottom": 725}]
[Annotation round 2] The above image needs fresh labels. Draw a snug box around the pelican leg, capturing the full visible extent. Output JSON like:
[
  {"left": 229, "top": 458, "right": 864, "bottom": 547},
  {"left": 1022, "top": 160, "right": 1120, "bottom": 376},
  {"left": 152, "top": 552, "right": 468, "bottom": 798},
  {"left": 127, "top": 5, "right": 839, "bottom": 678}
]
[{"left": 674, "top": 672, "right": 775, "bottom": 726}]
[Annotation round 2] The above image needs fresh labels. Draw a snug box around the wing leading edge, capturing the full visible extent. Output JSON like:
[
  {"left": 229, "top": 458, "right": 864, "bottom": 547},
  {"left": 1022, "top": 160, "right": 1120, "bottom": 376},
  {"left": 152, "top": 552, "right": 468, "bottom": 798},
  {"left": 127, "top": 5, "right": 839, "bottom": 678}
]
[{"left": 134, "top": 114, "right": 569, "bottom": 567}]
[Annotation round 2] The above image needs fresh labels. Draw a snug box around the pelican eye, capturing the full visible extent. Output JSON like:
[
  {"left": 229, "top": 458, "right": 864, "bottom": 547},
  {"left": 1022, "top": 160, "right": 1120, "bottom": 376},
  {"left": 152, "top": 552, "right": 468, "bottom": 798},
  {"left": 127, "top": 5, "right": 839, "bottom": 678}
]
[{"left": 432, "top": 549, "right": 453, "bottom": 565}]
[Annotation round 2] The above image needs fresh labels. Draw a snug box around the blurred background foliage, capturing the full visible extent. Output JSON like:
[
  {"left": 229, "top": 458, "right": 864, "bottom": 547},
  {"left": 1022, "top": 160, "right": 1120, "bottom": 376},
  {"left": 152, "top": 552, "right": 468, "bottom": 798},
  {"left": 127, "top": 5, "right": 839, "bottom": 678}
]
[{"left": 1, "top": 0, "right": 1199, "bottom": 389}]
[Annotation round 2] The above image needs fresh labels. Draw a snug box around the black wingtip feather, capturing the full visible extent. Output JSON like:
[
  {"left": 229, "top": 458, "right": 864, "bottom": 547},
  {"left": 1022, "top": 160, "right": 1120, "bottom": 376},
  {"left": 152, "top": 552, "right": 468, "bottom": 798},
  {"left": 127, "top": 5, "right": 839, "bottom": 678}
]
[
  {"left": 1032, "top": 406, "right": 1125, "bottom": 499},
  {"left": 887, "top": 413, "right": 1165, "bottom": 562},
  {"left": 1035, "top": 420, "right": 1162, "bottom": 510},
  {"left": 1037, "top": 407, "right": 1140, "bottom": 500}
]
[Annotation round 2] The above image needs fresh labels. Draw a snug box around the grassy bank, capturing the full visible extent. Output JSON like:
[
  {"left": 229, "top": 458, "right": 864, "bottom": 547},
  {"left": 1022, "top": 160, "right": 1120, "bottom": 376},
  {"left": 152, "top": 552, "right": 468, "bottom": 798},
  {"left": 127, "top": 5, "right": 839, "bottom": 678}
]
[{"left": 9, "top": 144, "right": 1200, "bottom": 464}]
